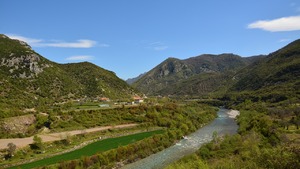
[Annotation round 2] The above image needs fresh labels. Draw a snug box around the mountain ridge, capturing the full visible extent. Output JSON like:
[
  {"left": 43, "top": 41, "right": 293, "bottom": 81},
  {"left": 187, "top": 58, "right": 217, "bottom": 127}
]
[{"left": 132, "top": 53, "right": 263, "bottom": 96}]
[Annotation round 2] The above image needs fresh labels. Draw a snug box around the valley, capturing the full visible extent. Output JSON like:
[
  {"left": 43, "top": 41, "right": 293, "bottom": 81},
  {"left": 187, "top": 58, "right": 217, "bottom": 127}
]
[{"left": 0, "top": 35, "right": 299, "bottom": 168}]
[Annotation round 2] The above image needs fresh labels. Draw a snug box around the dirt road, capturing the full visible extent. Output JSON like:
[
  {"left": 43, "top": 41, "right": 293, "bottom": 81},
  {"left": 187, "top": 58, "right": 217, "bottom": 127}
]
[{"left": 0, "top": 123, "right": 138, "bottom": 149}]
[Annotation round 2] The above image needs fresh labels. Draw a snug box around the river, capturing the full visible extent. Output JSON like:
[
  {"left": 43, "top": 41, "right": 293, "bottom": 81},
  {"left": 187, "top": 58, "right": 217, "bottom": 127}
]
[{"left": 122, "top": 108, "right": 239, "bottom": 169}]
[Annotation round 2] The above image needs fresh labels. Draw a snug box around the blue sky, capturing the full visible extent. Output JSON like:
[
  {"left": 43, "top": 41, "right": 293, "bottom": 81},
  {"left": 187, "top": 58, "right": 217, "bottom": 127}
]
[{"left": 1, "top": 0, "right": 300, "bottom": 80}]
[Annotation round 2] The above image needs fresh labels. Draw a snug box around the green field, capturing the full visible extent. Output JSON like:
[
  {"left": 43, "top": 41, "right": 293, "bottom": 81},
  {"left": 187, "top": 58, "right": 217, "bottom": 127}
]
[{"left": 10, "top": 130, "right": 164, "bottom": 169}]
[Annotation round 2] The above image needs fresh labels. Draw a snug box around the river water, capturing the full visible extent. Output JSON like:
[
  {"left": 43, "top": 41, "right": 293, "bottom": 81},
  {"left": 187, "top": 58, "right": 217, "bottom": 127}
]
[{"left": 122, "top": 108, "right": 239, "bottom": 169}]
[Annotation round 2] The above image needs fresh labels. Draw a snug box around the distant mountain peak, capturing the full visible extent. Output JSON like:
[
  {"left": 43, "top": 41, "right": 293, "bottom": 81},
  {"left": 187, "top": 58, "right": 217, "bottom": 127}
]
[
  {"left": 132, "top": 53, "right": 265, "bottom": 96},
  {"left": 126, "top": 72, "right": 146, "bottom": 84}
]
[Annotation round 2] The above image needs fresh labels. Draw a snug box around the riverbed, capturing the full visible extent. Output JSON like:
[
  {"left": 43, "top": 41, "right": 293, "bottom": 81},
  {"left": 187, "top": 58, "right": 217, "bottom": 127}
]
[{"left": 122, "top": 108, "right": 239, "bottom": 169}]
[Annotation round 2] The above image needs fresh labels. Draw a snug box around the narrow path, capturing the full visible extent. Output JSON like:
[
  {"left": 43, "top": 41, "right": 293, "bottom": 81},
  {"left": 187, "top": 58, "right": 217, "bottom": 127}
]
[{"left": 0, "top": 123, "right": 138, "bottom": 149}]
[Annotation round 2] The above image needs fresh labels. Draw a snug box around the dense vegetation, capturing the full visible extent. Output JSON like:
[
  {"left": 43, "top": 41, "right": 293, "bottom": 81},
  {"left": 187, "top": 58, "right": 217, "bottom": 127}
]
[
  {"left": 59, "top": 62, "right": 135, "bottom": 98},
  {"left": 167, "top": 104, "right": 300, "bottom": 169}
]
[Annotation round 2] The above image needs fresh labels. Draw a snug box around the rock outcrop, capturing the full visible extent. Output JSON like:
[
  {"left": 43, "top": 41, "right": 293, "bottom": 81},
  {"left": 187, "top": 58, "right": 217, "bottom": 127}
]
[{"left": 1, "top": 53, "right": 51, "bottom": 78}]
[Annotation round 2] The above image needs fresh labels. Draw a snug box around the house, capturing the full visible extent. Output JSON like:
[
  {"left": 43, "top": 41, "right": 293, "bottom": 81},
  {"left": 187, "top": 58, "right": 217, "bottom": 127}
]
[
  {"left": 133, "top": 96, "right": 144, "bottom": 104},
  {"left": 100, "top": 97, "right": 110, "bottom": 102}
]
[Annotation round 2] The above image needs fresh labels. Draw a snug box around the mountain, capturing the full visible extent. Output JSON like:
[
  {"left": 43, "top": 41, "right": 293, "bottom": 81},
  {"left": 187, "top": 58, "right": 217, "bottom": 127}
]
[
  {"left": 126, "top": 72, "right": 146, "bottom": 84},
  {"left": 132, "top": 54, "right": 263, "bottom": 96},
  {"left": 0, "top": 34, "right": 136, "bottom": 116},
  {"left": 132, "top": 39, "right": 300, "bottom": 105},
  {"left": 227, "top": 39, "right": 300, "bottom": 104},
  {"left": 232, "top": 40, "right": 300, "bottom": 91}
]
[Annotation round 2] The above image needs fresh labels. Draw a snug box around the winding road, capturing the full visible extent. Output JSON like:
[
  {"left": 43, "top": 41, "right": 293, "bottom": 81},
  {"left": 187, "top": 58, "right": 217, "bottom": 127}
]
[{"left": 0, "top": 123, "right": 138, "bottom": 149}]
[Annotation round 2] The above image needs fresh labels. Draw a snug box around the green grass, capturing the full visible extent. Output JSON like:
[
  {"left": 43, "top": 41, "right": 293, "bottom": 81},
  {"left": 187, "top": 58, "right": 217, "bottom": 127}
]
[{"left": 9, "top": 130, "right": 164, "bottom": 169}]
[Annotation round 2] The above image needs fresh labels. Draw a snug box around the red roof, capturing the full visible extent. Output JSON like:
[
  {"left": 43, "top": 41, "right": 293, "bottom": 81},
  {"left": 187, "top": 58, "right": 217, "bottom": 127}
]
[
  {"left": 100, "top": 97, "right": 109, "bottom": 101},
  {"left": 133, "top": 96, "right": 142, "bottom": 100}
]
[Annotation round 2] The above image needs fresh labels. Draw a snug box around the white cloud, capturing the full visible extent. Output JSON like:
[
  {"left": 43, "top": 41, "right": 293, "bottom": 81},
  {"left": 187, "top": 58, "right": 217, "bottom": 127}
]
[
  {"left": 6, "top": 34, "right": 42, "bottom": 44},
  {"left": 65, "top": 55, "right": 94, "bottom": 61},
  {"left": 6, "top": 34, "right": 100, "bottom": 48},
  {"left": 42, "top": 40, "right": 97, "bottom": 48},
  {"left": 248, "top": 16, "right": 300, "bottom": 32}
]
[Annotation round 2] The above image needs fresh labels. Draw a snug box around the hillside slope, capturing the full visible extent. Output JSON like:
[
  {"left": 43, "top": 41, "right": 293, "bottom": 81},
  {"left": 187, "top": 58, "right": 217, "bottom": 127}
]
[
  {"left": 0, "top": 34, "right": 135, "bottom": 117},
  {"left": 227, "top": 39, "right": 300, "bottom": 104},
  {"left": 60, "top": 62, "right": 135, "bottom": 98}
]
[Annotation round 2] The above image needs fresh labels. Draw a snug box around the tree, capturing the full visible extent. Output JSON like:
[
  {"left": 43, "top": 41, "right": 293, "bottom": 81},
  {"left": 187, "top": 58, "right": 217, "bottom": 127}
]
[
  {"left": 244, "top": 99, "right": 253, "bottom": 110},
  {"left": 31, "top": 135, "right": 44, "bottom": 153},
  {"left": 35, "top": 114, "right": 49, "bottom": 129},
  {"left": 180, "top": 123, "right": 189, "bottom": 134},
  {"left": 7, "top": 142, "right": 16, "bottom": 158}
]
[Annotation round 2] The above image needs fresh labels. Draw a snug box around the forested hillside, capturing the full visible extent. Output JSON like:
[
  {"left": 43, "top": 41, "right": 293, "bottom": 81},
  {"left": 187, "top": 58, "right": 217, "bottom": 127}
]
[
  {"left": 0, "top": 34, "right": 136, "bottom": 117},
  {"left": 223, "top": 39, "right": 300, "bottom": 107}
]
